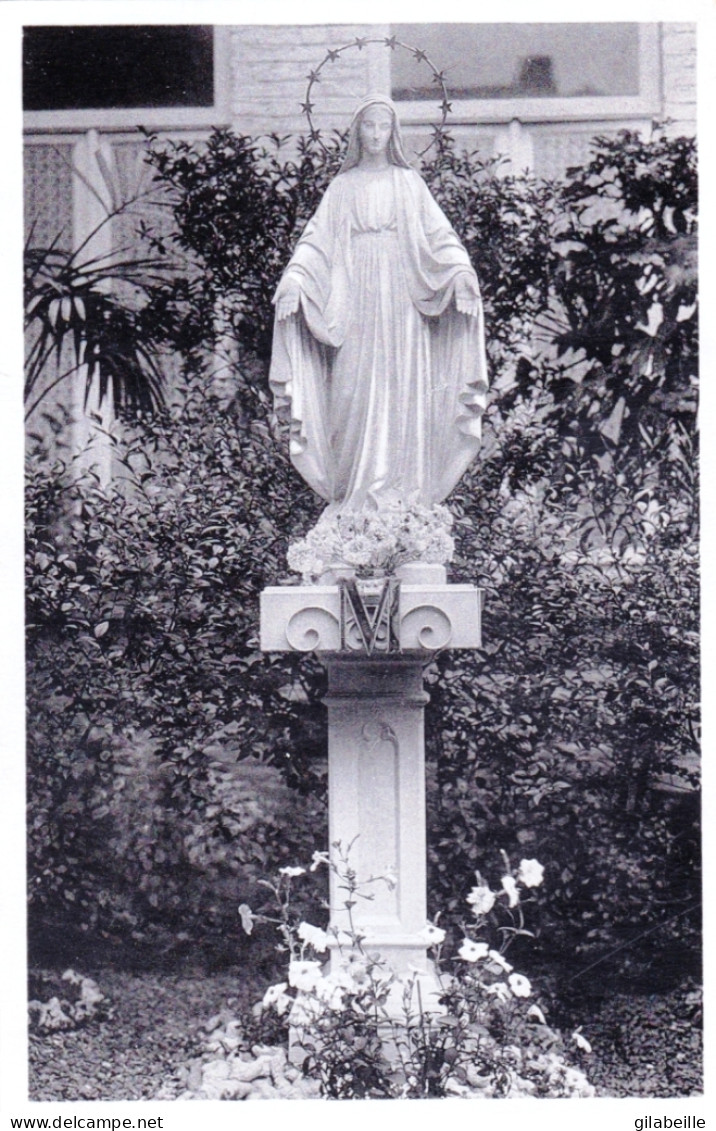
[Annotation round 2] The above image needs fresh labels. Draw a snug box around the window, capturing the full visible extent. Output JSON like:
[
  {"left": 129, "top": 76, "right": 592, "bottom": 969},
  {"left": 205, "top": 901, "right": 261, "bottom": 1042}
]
[
  {"left": 24, "top": 26, "right": 214, "bottom": 110},
  {"left": 391, "top": 23, "right": 660, "bottom": 123},
  {"left": 23, "top": 25, "right": 230, "bottom": 130}
]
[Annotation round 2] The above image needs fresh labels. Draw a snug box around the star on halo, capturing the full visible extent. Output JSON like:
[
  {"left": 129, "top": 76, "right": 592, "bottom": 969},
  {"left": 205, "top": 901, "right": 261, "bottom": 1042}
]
[{"left": 300, "top": 36, "right": 452, "bottom": 159}]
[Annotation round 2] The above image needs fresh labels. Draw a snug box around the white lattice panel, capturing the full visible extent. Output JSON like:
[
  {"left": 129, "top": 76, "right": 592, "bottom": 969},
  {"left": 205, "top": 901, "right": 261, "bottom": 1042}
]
[
  {"left": 24, "top": 144, "right": 74, "bottom": 248},
  {"left": 110, "top": 139, "right": 176, "bottom": 256},
  {"left": 532, "top": 130, "right": 613, "bottom": 180}
]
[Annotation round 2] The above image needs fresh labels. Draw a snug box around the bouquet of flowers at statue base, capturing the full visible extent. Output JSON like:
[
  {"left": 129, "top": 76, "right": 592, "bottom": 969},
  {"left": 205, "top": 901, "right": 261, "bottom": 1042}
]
[{"left": 287, "top": 493, "right": 455, "bottom": 583}]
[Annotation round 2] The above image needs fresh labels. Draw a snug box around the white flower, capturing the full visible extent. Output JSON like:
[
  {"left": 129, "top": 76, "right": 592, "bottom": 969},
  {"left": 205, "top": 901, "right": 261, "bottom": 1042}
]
[
  {"left": 517, "top": 858, "right": 545, "bottom": 888},
  {"left": 422, "top": 530, "right": 455, "bottom": 563},
  {"left": 501, "top": 875, "right": 520, "bottom": 907},
  {"left": 343, "top": 534, "right": 374, "bottom": 568},
  {"left": 262, "top": 980, "right": 288, "bottom": 1004},
  {"left": 572, "top": 1028, "right": 592, "bottom": 1053},
  {"left": 238, "top": 903, "right": 255, "bottom": 934},
  {"left": 419, "top": 923, "right": 445, "bottom": 946},
  {"left": 485, "top": 981, "right": 511, "bottom": 1002},
  {"left": 288, "top": 960, "right": 323, "bottom": 992},
  {"left": 508, "top": 973, "right": 532, "bottom": 998},
  {"left": 488, "top": 949, "right": 513, "bottom": 973},
  {"left": 286, "top": 541, "right": 323, "bottom": 580},
  {"left": 310, "top": 851, "right": 330, "bottom": 872},
  {"left": 458, "top": 939, "right": 489, "bottom": 963},
  {"left": 562, "top": 1066, "right": 595, "bottom": 1096},
  {"left": 262, "top": 982, "right": 291, "bottom": 1015},
  {"left": 527, "top": 1004, "right": 547, "bottom": 1025},
  {"left": 466, "top": 885, "right": 496, "bottom": 915},
  {"left": 289, "top": 992, "right": 324, "bottom": 1027},
  {"left": 298, "top": 921, "right": 330, "bottom": 953},
  {"left": 287, "top": 499, "right": 455, "bottom": 578},
  {"left": 338, "top": 952, "right": 369, "bottom": 986},
  {"left": 278, "top": 865, "right": 306, "bottom": 878},
  {"left": 314, "top": 973, "right": 346, "bottom": 1010}
]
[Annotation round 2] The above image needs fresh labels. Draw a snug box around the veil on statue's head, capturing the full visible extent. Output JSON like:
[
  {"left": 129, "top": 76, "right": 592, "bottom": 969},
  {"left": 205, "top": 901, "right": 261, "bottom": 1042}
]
[{"left": 339, "top": 93, "right": 412, "bottom": 173}]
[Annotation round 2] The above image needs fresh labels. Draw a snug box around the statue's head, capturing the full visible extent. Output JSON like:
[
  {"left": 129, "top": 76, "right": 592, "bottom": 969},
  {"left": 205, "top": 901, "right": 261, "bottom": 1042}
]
[{"left": 340, "top": 94, "right": 412, "bottom": 173}]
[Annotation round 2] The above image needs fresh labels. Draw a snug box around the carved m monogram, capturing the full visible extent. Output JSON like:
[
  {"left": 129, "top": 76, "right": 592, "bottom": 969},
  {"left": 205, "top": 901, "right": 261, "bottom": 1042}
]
[{"left": 339, "top": 578, "right": 400, "bottom": 654}]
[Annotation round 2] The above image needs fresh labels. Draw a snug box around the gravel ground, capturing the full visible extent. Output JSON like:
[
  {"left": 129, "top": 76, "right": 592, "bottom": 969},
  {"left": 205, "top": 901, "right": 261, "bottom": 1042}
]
[
  {"left": 28, "top": 969, "right": 255, "bottom": 1102},
  {"left": 576, "top": 984, "right": 702, "bottom": 1097},
  {"left": 28, "top": 968, "right": 702, "bottom": 1101}
]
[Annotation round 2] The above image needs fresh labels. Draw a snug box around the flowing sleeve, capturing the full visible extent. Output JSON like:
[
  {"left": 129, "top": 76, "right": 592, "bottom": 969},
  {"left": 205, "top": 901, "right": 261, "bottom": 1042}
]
[
  {"left": 273, "top": 180, "right": 351, "bottom": 348},
  {"left": 395, "top": 169, "right": 490, "bottom": 501},
  {"left": 396, "top": 171, "right": 479, "bottom": 315},
  {"left": 269, "top": 181, "right": 350, "bottom": 501}
]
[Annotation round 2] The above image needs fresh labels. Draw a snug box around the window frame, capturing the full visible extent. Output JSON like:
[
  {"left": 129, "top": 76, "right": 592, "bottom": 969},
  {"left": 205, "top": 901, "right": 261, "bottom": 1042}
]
[
  {"left": 392, "top": 23, "right": 662, "bottom": 126},
  {"left": 22, "top": 25, "right": 231, "bottom": 132}
]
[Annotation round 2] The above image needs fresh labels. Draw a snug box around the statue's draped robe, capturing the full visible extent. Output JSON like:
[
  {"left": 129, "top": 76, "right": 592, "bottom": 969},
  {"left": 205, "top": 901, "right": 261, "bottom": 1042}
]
[{"left": 269, "top": 166, "right": 489, "bottom": 507}]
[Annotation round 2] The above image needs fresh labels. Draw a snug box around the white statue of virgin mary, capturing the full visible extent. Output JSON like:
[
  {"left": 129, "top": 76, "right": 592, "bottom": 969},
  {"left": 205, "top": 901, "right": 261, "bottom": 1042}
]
[{"left": 269, "top": 93, "right": 489, "bottom": 516}]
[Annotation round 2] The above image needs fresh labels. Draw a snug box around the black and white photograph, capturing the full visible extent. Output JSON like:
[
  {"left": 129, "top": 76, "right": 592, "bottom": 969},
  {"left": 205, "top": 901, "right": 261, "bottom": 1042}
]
[{"left": 1, "top": 1, "right": 710, "bottom": 1125}]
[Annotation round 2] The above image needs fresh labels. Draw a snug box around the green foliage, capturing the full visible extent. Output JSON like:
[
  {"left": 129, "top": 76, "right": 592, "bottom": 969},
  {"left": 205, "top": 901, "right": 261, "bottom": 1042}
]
[
  {"left": 425, "top": 129, "right": 699, "bottom": 985},
  {"left": 544, "top": 130, "right": 697, "bottom": 479},
  {"left": 24, "top": 223, "right": 185, "bottom": 422},
  {"left": 26, "top": 375, "right": 327, "bottom": 955},
  {"left": 420, "top": 137, "right": 559, "bottom": 370},
  {"left": 425, "top": 525, "right": 699, "bottom": 978},
  {"left": 26, "top": 124, "right": 698, "bottom": 988},
  {"left": 144, "top": 129, "right": 346, "bottom": 364}
]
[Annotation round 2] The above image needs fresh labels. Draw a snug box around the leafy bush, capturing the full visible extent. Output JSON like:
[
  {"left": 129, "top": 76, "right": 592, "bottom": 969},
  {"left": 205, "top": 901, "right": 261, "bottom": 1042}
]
[
  {"left": 143, "top": 129, "right": 346, "bottom": 365},
  {"left": 426, "top": 129, "right": 698, "bottom": 986},
  {"left": 26, "top": 125, "right": 698, "bottom": 989},
  {"left": 26, "top": 376, "right": 328, "bottom": 958}
]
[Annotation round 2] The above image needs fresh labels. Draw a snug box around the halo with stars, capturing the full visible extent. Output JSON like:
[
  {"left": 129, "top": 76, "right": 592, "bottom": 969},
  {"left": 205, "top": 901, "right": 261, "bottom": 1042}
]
[{"left": 301, "top": 35, "right": 452, "bottom": 157}]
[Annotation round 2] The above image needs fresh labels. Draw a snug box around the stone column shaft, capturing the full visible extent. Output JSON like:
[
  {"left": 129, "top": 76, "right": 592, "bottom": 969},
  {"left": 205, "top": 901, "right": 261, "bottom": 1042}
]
[
  {"left": 324, "top": 657, "right": 430, "bottom": 974},
  {"left": 260, "top": 578, "right": 482, "bottom": 980}
]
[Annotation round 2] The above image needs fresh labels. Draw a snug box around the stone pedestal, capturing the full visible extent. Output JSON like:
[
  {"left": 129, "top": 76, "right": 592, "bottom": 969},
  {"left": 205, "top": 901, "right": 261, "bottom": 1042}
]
[
  {"left": 260, "top": 577, "right": 482, "bottom": 978},
  {"left": 324, "top": 655, "right": 430, "bottom": 974}
]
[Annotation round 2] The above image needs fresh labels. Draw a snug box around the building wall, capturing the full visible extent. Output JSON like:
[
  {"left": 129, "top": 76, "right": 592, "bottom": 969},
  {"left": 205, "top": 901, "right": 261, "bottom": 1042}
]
[
  {"left": 220, "top": 22, "right": 696, "bottom": 176},
  {"left": 228, "top": 23, "right": 390, "bottom": 137},
  {"left": 23, "top": 23, "right": 698, "bottom": 246},
  {"left": 661, "top": 22, "right": 697, "bottom": 132}
]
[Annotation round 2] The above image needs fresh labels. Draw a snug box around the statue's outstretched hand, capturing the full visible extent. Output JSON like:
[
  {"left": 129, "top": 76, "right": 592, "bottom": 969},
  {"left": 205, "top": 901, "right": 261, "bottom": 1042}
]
[
  {"left": 454, "top": 272, "right": 480, "bottom": 318},
  {"left": 275, "top": 278, "right": 302, "bottom": 321}
]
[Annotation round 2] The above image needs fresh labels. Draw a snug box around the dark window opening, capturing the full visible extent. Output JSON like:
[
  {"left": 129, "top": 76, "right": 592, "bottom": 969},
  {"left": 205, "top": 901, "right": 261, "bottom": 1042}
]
[{"left": 23, "top": 25, "right": 214, "bottom": 111}]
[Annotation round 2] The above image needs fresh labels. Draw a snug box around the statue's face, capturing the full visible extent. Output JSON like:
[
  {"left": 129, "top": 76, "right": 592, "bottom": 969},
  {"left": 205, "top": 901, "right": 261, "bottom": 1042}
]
[{"left": 359, "top": 106, "right": 393, "bottom": 157}]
